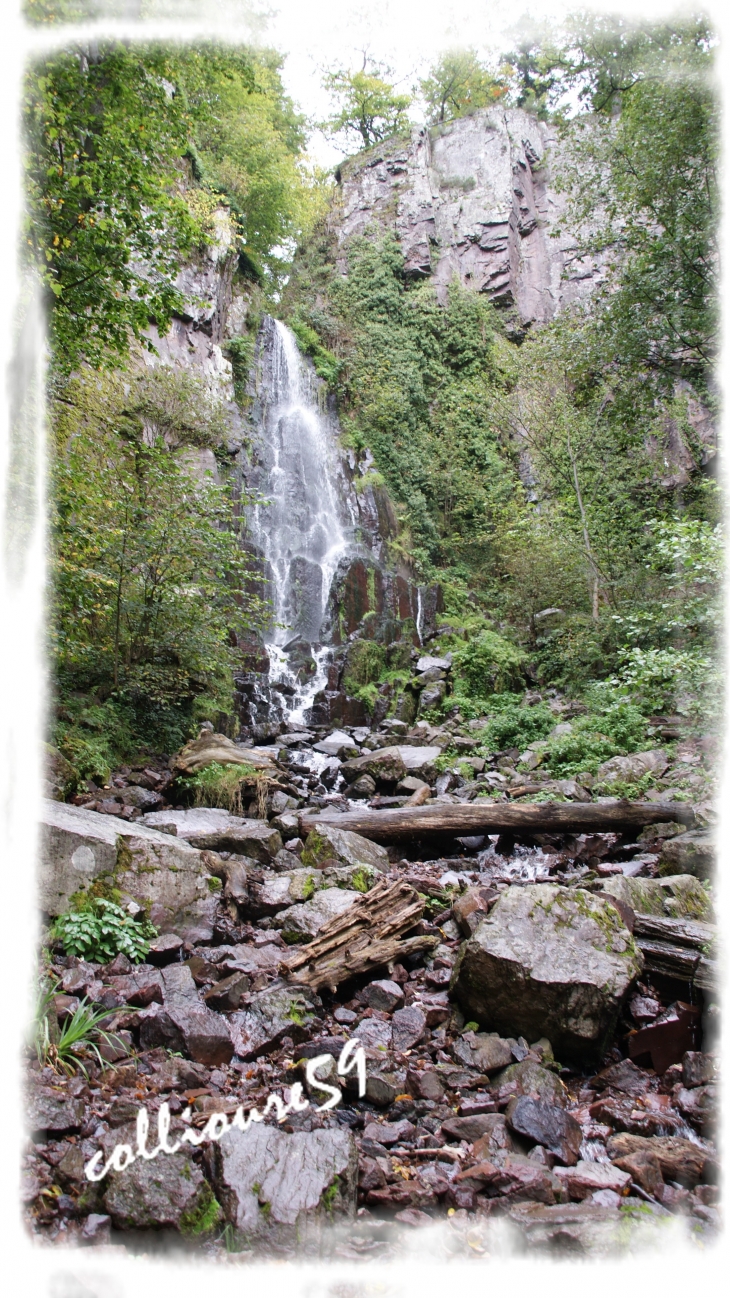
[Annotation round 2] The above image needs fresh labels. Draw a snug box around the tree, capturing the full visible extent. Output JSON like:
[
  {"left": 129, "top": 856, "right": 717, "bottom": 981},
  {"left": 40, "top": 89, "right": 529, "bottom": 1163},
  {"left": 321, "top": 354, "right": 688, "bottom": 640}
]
[
  {"left": 420, "top": 48, "right": 507, "bottom": 124},
  {"left": 320, "top": 59, "right": 412, "bottom": 152}
]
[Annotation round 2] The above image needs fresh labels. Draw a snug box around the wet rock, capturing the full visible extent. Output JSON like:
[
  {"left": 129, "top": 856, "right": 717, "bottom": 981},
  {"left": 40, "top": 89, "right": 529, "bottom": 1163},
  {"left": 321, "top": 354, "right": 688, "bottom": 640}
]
[
  {"left": 596, "top": 750, "right": 668, "bottom": 783},
  {"left": 102, "top": 1149, "right": 218, "bottom": 1233},
  {"left": 355, "top": 1018, "right": 393, "bottom": 1052},
  {"left": 627, "top": 1000, "right": 701, "bottom": 1074},
  {"left": 203, "top": 971, "right": 250, "bottom": 1011},
  {"left": 451, "top": 1031, "right": 513, "bottom": 1074},
  {"left": 405, "top": 1066, "right": 445, "bottom": 1101},
  {"left": 658, "top": 832, "right": 714, "bottom": 881},
  {"left": 450, "top": 883, "right": 643, "bottom": 1060},
  {"left": 108, "top": 967, "right": 163, "bottom": 1006},
  {"left": 442, "top": 1114, "right": 508, "bottom": 1143},
  {"left": 27, "top": 1082, "right": 85, "bottom": 1135},
  {"left": 229, "top": 986, "right": 320, "bottom": 1059},
  {"left": 362, "top": 1119, "right": 416, "bottom": 1146},
  {"left": 489, "top": 1060, "right": 570, "bottom": 1108},
  {"left": 141, "top": 809, "right": 282, "bottom": 863},
  {"left": 612, "top": 1149, "right": 664, "bottom": 1198},
  {"left": 590, "top": 1058, "right": 649, "bottom": 1098},
  {"left": 682, "top": 1052, "right": 717, "bottom": 1088},
  {"left": 150, "top": 1057, "right": 209, "bottom": 1091},
  {"left": 313, "top": 730, "right": 356, "bottom": 756},
  {"left": 606, "top": 1134, "right": 708, "bottom": 1188},
  {"left": 349, "top": 774, "right": 376, "bottom": 797},
  {"left": 452, "top": 886, "right": 497, "bottom": 937},
  {"left": 391, "top": 1005, "right": 427, "bottom": 1051},
  {"left": 275, "top": 888, "right": 361, "bottom": 942},
  {"left": 208, "top": 1124, "right": 357, "bottom": 1248},
  {"left": 156, "top": 965, "right": 233, "bottom": 1066},
  {"left": 599, "top": 874, "right": 711, "bottom": 920},
  {"left": 300, "top": 823, "right": 388, "bottom": 872},
  {"left": 506, "top": 1097, "right": 583, "bottom": 1165},
  {"left": 340, "top": 746, "right": 407, "bottom": 786},
  {"left": 361, "top": 979, "right": 405, "bottom": 1012},
  {"left": 420, "top": 684, "right": 445, "bottom": 711},
  {"left": 146, "top": 933, "right": 184, "bottom": 966},
  {"left": 39, "top": 800, "right": 215, "bottom": 922},
  {"left": 270, "top": 811, "right": 300, "bottom": 839},
  {"left": 674, "top": 1084, "right": 717, "bottom": 1133},
  {"left": 365, "top": 1068, "right": 407, "bottom": 1107},
  {"left": 554, "top": 1160, "right": 631, "bottom": 1200},
  {"left": 119, "top": 785, "right": 164, "bottom": 811}
]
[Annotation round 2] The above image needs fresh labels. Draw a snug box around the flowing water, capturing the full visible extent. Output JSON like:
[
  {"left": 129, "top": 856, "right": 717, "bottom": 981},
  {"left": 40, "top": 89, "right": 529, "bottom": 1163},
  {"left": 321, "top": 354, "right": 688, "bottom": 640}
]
[{"left": 247, "top": 318, "right": 350, "bottom": 725}]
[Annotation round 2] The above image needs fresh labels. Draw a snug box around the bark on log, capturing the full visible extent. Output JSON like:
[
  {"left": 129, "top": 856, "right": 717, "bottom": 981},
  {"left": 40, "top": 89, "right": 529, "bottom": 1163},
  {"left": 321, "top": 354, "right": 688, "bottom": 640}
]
[
  {"left": 633, "top": 914, "right": 717, "bottom": 991},
  {"left": 282, "top": 877, "right": 439, "bottom": 993},
  {"left": 299, "top": 800, "right": 694, "bottom": 844}
]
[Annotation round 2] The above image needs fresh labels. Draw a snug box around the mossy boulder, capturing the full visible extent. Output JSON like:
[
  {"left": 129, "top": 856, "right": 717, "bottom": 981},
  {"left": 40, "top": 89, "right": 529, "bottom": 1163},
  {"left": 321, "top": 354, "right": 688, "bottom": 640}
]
[
  {"left": 300, "top": 823, "right": 388, "bottom": 872},
  {"left": 450, "top": 884, "right": 643, "bottom": 1062},
  {"left": 600, "top": 874, "right": 711, "bottom": 921}
]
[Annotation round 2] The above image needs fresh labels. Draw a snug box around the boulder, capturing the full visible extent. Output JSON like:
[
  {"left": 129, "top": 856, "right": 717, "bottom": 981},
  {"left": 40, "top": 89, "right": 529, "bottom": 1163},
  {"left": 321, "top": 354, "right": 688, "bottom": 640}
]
[
  {"left": 141, "top": 809, "right": 282, "bottom": 863},
  {"left": 313, "top": 730, "right": 356, "bottom": 756},
  {"left": 658, "top": 831, "right": 714, "bottom": 881},
  {"left": 171, "top": 732, "right": 274, "bottom": 775},
  {"left": 606, "top": 1133, "right": 708, "bottom": 1188},
  {"left": 156, "top": 965, "right": 233, "bottom": 1066},
  {"left": 354, "top": 1018, "right": 393, "bottom": 1053},
  {"left": 340, "top": 746, "right": 407, "bottom": 786},
  {"left": 596, "top": 749, "right": 668, "bottom": 784},
  {"left": 274, "top": 888, "right": 361, "bottom": 942},
  {"left": 102, "top": 1150, "right": 219, "bottom": 1234},
  {"left": 599, "top": 874, "right": 711, "bottom": 920},
  {"left": 416, "top": 655, "right": 451, "bottom": 673},
  {"left": 391, "top": 1005, "right": 427, "bottom": 1051},
  {"left": 506, "top": 1097, "right": 583, "bottom": 1165},
  {"left": 365, "top": 1068, "right": 407, "bottom": 1107},
  {"left": 39, "top": 800, "right": 216, "bottom": 923},
  {"left": 229, "top": 986, "right": 321, "bottom": 1059},
  {"left": 452, "top": 1031, "right": 513, "bottom": 1074},
  {"left": 554, "top": 1160, "right": 631, "bottom": 1200},
  {"left": 26, "top": 1082, "right": 85, "bottom": 1135},
  {"left": 300, "top": 824, "right": 388, "bottom": 872},
  {"left": 450, "top": 884, "right": 643, "bottom": 1060},
  {"left": 453, "top": 886, "right": 497, "bottom": 937},
  {"left": 361, "top": 979, "right": 405, "bottom": 1013},
  {"left": 489, "top": 1060, "right": 570, "bottom": 1108},
  {"left": 208, "top": 1124, "right": 357, "bottom": 1249}
]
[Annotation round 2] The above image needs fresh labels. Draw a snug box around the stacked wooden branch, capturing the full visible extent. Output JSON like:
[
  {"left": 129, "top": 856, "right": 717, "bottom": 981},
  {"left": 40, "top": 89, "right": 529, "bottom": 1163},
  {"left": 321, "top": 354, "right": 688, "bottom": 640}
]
[
  {"left": 282, "top": 878, "right": 439, "bottom": 993},
  {"left": 299, "top": 800, "right": 693, "bottom": 844},
  {"left": 633, "top": 914, "right": 718, "bottom": 991}
]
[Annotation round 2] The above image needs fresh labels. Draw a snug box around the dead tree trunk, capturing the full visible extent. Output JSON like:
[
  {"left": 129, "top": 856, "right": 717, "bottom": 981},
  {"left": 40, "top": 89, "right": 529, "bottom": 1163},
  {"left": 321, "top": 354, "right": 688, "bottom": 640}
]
[
  {"left": 633, "top": 914, "right": 717, "bottom": 991},
  {"left": 282, "top": 878, "right": 439, "bottom": 993},
  {"left": 299, "top": 800, "right": 693, "bottom": 845}
]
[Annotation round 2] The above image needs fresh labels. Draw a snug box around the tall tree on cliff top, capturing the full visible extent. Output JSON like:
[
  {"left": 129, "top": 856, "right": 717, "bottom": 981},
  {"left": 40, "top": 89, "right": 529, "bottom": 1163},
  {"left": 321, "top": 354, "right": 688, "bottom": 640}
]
[
  {"left": 320, "top": 58, "right": 412, "bottom": 152},
  {"left": 419, "top": 48, "right": 508, "bottom": 123}
]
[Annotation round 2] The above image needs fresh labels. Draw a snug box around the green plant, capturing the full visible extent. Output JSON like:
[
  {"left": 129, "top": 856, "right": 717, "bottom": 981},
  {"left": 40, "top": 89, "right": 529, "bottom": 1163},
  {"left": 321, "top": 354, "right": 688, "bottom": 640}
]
[
  {"left": 34, "top": 980, "right": 131, "bottom": 1079},
  {"left": 451, "top": 630, "right": 527, "bottom": 697},
  {"left": 182, "top": 761, "right": 264, "bottom": 814},
  {"left": 52, "top": 898, "right": 157, "bottom": 963}
]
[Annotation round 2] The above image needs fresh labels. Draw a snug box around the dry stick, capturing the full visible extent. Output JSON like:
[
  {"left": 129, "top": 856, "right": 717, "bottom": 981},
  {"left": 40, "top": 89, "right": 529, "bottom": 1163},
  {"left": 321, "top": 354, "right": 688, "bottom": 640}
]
[{"left": 298, "top": 799, "right": 693, "bottom": 844}]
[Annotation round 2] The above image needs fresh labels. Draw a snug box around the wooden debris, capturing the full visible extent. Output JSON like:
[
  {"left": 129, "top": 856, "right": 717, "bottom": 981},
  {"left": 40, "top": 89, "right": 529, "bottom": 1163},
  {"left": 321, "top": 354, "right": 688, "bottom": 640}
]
[
  {"left": 282, "top": 878, "right": 439, "bottom": 993},
  {"left": 299, "top": 800, "right": 694, "bottom": 844}
]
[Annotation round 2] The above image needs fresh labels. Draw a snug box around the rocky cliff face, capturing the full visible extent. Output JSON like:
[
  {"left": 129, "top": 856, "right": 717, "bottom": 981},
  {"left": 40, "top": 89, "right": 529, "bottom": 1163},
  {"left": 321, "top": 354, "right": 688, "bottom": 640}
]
[{"left": 333, "top": 107, "right": 605, "bottom": 330}]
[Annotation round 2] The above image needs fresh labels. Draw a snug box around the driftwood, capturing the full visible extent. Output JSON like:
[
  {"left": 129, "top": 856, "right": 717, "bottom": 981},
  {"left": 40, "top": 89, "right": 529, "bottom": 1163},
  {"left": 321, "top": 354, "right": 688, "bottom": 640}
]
[
  {"left": 299, "top": 800, "right": 693, "bottom": 844},
  {"left": 283, "top": 878, "right": 439, "bottom": 993},
  {"left": 633, "top": 914, "right": 717, "bottom": 991}
]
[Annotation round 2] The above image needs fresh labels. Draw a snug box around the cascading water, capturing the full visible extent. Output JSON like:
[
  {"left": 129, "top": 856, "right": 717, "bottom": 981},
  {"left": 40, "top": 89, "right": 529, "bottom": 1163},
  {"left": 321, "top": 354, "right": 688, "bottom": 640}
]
[{"left": 246, "top": 318, "right": 350, "bottom": 726}]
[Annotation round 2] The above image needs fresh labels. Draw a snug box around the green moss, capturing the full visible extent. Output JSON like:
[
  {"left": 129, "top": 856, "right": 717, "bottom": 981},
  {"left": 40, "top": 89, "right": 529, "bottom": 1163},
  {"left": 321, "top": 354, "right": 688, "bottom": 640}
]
[
  {"left": 206, "top": 875, "right": 222, "bottom": 892},
  {"left": 301, "top": 830, "right": 328, "bottom": 869},
  {"left": 349, "top": 866, "right": 372, "bottom": 893},
  {"left": 321, "top": 1176, "right": 340, "bottom": 1214},
  {"left": 179, "top": 1183, "right": 221, "bottom": 1237}
]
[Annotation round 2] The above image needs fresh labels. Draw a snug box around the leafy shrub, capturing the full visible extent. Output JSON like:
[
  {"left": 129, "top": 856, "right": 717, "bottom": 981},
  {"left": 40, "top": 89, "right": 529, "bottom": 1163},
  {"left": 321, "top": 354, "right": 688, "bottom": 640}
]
[
  {"left": 543, "top": 698, "right": 650, "bottom": 778},
  {"left": 52, "top": 898, "right": 157, "bottom": 963},
  {"left": 289, "top": 316, "right": 341, "bottom": 384},
  {"left": 182, "top": 760, "right": 267, "bottom": 814},
  {"left": 471, "top": 695, "right": 555, "bottom": 752},
  {"left": 452, "top": 630, "right": 527, "bottom": 697}
]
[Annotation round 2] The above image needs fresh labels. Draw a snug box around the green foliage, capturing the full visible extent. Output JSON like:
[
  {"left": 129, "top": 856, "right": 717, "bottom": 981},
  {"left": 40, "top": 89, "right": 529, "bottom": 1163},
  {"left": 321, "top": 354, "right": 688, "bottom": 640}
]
[
  {"left": 35, "top": 981, "right": 131, "bottom": 1078},
  {"left": 180, "top": 1184, "right": 222, "bottom": 1237},
  {"left": 343, "top": 640, "right": 387, "bottom": 687},
  {"left": 50, "top": 367, "right": 267, "bottom": 762},
  {"left": 23, "top": 42, "right": 201, "bottom": 371},
  {"left": 468, "top": 694, "right": 555, "bottom": 753},
  {"left": 52, "top": 897, "right": 157, "bottom": 963},
  {"left": 223, "top": 336, "right": 256, "bottom": 406},
  {"left": 289, "top": 318, "right": 341, "bottom": 385},
  {"left": 451, "top": 630, "right": 527, "bottom": 697},
  {"left": 420, "top": 48, "right": 508, "bottom": 124},
  {"left": 182, "top": 761, "right": 264, "bottom": 815},
  {"left": 320, "top": 60, "right": 412, "bottom": 151}
]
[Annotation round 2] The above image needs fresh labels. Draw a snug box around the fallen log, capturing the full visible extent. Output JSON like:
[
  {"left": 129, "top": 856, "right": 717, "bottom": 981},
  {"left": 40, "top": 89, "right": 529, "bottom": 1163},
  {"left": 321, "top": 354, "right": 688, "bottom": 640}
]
[
  {"left": 633, "top": 914, "right": 717, "bottom": 992},
  {"left": 299, "top": 799, "right": 694, "bottom": 844},
  {"left": 282, "top": 877, "right": 439, "bottom": 993}
]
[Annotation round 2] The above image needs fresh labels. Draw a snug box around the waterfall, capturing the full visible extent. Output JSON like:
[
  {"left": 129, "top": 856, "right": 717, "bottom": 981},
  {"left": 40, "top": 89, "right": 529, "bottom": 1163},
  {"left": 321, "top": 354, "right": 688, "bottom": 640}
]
[{"left": 247, "top": 318, "right": 349, "bottom": 725}]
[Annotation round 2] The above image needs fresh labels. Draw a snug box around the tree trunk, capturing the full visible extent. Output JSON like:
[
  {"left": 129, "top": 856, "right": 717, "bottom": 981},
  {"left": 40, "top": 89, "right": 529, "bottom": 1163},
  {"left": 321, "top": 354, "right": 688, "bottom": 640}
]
[
  {"left": 299, "top": 800, "right": 693, "bottom": 845},
  {"left": 632, "top": 914, "right": 717, "bottom": 991}
]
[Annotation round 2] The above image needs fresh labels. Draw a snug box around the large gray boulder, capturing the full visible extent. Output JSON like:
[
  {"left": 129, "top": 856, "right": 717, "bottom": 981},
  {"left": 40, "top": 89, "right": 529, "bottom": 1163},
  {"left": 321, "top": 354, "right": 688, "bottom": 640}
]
[
  {"left": 274, "top": 888, "right": 361, "bottom": 943},
  {"left": 209, "top": 1124, "right": 358, "bottom": 1252},
  {"left": 101, "top": 1149, "right": 220, "bottom": 1234},
  {"left": 300, "top": 823, "right": 388, "bottom": 872},
  {"left": 141, "top": 808, "right": 282, "bottom": 862},
  {"left": 229, "top": 985, "right": 321, "bottom": 1059},
  {"left": 340, "top": 744, "right": 442, "bottom": 787},
  {"left": 595, "top": 749, "right": 668, "bottom": 784},
  {"left": 658, "top": 831, "right": 714, "bottom": 881},
  {"left": 39, "top": 800, "right": 216, "bottom": 921},
  {"left": 451, "top": 884, "right": 643, "bottom": 1060}
]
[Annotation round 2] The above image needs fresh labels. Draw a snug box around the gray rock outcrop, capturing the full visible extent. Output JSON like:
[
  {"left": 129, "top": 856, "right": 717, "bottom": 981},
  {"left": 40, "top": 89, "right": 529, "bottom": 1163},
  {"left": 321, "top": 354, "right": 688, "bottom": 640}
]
[
  {"left": 334, "top": 108, "right": 607, "bottom": 326},
  {"left": 209, "top": 1124, "right": 358, "bottom": 1250},
  {"left": 451, "top": 884, "right": 643, "bottom": 1059}
]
